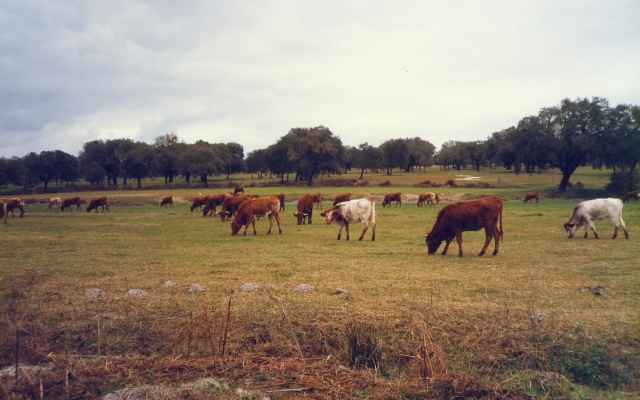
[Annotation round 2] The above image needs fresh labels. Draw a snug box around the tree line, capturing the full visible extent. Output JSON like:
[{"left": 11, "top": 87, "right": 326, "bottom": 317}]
[{"left": 0, "top": 97, "right": 638, "bottom": 193}]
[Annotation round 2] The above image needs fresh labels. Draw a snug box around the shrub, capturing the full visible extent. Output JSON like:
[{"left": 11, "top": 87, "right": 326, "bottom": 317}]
[
  {"left": 444, "top": 179, "right": 457, "bottom": 188},
  {"left": 379, "top": 180, "right": 391, "bottom": 187}
]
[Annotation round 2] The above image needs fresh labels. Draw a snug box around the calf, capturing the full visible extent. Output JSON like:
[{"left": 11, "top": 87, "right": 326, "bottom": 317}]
[
  {"left": 320, "top": 197, "right": 376, "bottom": 241},
  {"left": 382, "top": 192, "right": 402, "bottom": 208},
  {"left": 312, "top": 193, "right": 323, "bottom": 209},
  {"left": 233, "top": 186, "right": 245, "bottom": 196},
  {"left": 622, "top": 190, "right": 639, "bottom": 203},
  {"left": 425, "top": 196, "right": 503, "bottom": 257},
  {"left": 6, "top": 198, "right": 25, "bottom": 218},
  {"left": 523, "top": 191, "right": 539, "bottom": 204},
  {"left": 333, "top": 192, "right": 351, "bottom": 206},
  {"left": 231, "top": 196, "right": 282, "bottom": 235},
  {"left": 160, "top": 196, "right": 173, "bottom": 207},
  {"left": 217, "top": 195, "right": 258, "bottom": 222},
  {"left": 190, "top": 195, "right": 210, "bottom": 212},
  {"left": 563, "top": 198, "right": 628, "bottom": 239},
  {"left": 60, "top": 197, "right": 82, "bottom": 211},
  {"left": 86, "top": 197, "right": 110, "bottom": 213},
  {"left": 417, "top": 193, "right": 439, "bottom": 207},
  {"left": 48, "top": 197, "right": 62, "bottom": 209},
  {"left": 202, "top": 193, "right": 232, "bottom": 216},
  {"left": 293, "top": 194, "right": 314, "bottom": 225}
]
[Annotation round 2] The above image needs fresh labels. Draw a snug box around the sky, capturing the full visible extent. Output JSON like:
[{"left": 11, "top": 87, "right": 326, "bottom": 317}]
[{"left": 1, "top": 1, "right": 639, "bottom": 159}]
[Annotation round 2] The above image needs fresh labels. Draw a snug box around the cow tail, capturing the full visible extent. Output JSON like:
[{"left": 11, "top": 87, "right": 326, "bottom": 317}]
[{"left": 499, "top": 205, "right": 504, "bottom": 242}]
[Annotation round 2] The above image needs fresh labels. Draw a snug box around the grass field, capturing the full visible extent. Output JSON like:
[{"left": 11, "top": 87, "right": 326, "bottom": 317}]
[{"left": 1, "top": 167, "right": 639, "bottom": 398}]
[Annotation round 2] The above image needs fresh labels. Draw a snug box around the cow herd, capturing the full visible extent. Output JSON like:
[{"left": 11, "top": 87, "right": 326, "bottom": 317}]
[{"left": 0, "top": 190, "right": 635, "bottom": 256}]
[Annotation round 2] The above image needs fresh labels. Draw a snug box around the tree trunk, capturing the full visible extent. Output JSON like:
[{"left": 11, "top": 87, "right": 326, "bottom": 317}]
[
  {"left": 137, "top": 178, "right": 142, "bottom": 188},
  {"left": 307, "top": 175, "right": 313, "bottom": 186},
  {"left": 558, "top": 172, "right": 572, "bottom": 192}
]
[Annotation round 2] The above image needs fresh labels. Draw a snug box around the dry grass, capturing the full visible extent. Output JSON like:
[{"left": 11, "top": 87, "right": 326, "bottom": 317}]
[{"left": 1, "top": 167, "right": 639, "bottom": 398}]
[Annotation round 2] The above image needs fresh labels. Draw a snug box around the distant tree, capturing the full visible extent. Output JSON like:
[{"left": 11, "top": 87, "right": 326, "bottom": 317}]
[
  {"left": 83, "top": 162, "right": 107, "bottom": 186},
  {"left": 5, "top": 157, "right": 28, "bottom": 187},
  {"left": 122, "top": 142, "right": 158, "bottom": 188},
  {"left": 224, "top": 142, "right": 245, "bottom": 178},
  {"left": 265, "top": 138, "right": 295, "bottom": 183},
  {"left": 245, "top": 149, "right": 268, "bottom": 179},
  {"left": 405, "top": 137, "right": 436, "bottom": 171},
  {"left": 154, "top": 133, "right": 183, "bottom": 184},
  {"left": 53, "top": 150, "right": 79, "bottom": 186},
  {"left": 286, "top": 126, "right": 344, "bottom": 186},
  {"left": 354, "top": 142, "right": 384, "bottom": 179},
  {"left": 23, "top": 151, "right": 56, "bottom": 189},
  {"left": 485, "top": 128, "right": 516, "bottom": 169},
  {"left": 463, "top": 141, "right": 489, "bottom": 172},
  {"left": 343, "top": 145, "right": 359, "bottom": 173},
  {"left": 379, "top": 138, "right": 409, "bottom": 175},
  {"left": 0, "top": 158, "right": 8, "bottom": 187},
  {"left": 178, "top": 143, "right": 225, "bottom": 187}
]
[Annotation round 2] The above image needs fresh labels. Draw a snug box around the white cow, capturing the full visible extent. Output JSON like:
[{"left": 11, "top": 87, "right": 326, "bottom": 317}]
[
  {"left": 48, "top": 197, "right": 62, "bottom": 209},
  {"left": 563, "top": 198, "right": 628, "bottom": 239},
  {"left": 320, "top": 197, "right": 376, "bottom": 241}
]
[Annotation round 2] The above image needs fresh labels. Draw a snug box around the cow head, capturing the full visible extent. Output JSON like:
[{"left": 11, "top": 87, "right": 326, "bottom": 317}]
[
  {"left": 424, "top": 233, "right": 443, "bottom": 254},
  {"left": 217, "top": 210, "right": 231, "bottom": 222},
  {"left": 563, "top": 223, "right": 577, "bottom": 238},
  {"left": 321, "top": 210, "right": 334, "bottom": 224},
  {"left": 293, "top": 212, "right": 308, "bottom": 225},
  {"left": 230, "top": 221, "right": 241, "bottom": 235}
]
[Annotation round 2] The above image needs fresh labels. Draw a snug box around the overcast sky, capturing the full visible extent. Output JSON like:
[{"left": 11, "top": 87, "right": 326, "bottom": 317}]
[{"left": 1, "top": 1, "right": 639, "bottom": 158}]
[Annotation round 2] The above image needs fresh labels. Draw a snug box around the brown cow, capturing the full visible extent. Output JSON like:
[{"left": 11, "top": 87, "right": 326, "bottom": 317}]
[
  {"left": 523, "top": 191, "right": 539, "bottom": 204},
  {"left": 425, "top": 196, "right": 503, "bottom": 257},
  {"left": 160, "top": 196, "right": 173, "bottom": 207},
  {"left": 6, "top": 198, "right": 25, "bottom": 218},
  {"left": 622, "top": 190, "right": 639, "bottom": 203},
  {"left": 268, "top": 194, "right": 286, "bottom": 211},
  {"left": 48, "top": 197, "right": 62, "bottom": 209},
  {"left": 60, "top": 197, "right": 82, "bottom": 211},
  {"left": 293, "top": 194, "right": 314, "bottom": 225},
  {"left": 217, "top": 195, "right": 258, "bottom": 222},
  {"left": 233, "top": 186, "right": 245, "bottom": 196},
  {"left": 382, "top": 192, "right": 402, "bottom": 208},
  {"left": 202, "top": 193, "right": 232, "bottom": 216},
  {"left": 0, "top": 199, "right": 7, "bottom": 224},
  {"left": 312, "top": 193, "right": 323, "bottom": 209},
  {"left": 86, "top": 197, "right": 110, "bottom": 213},
  {"left": 333, "top": 193, "right": 351, "bottom": 206},
  {"left": 231, "top": 196, "right": 282, "bottom": 235},
  {"left": 190, "top": 195, "right": 210, "bottom": 212}
]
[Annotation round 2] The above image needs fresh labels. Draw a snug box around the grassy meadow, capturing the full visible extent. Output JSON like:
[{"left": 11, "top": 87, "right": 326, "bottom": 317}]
[{"left": 1, "top": 167, "right": 639, "bottom": 398}]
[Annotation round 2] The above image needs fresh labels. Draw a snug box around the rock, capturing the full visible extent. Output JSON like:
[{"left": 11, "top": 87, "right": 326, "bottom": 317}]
[
  {"left": 530, "top": 311, "right": 547, "bottom": 322},
  {"left": 187, "top": 283, "right": 204, "bottom": 293},
  {"left": 332, "top": 288, "right": 348, "bottom": 295},
  {"left": 264, "top": 283, "right": 278, "bottom": 290},
  {"left": 126, "top": 289, "right": 148, "bottom": 296},
  {"left": 162, "top": 281, "right": 175, "bottom": 287},
  {"left": 240, "top": 283, "right": 260, "bottom": 292}
]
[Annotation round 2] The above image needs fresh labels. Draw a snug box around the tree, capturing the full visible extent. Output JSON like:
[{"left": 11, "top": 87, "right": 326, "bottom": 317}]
[
  {"left": 286, "top": 126, "right": 344, "bottom": 186},
  {"left": 463, "top": 141, "right": 489, "bottom": 172},
  {"left": 405, "top": 137, "right": 436, "bottom": 171},
  {"left": 245, "top": 149, "right": 268, "bottom": 179},
  {"left": 178, "top": 143, "right": 225, "bottom": 187},
  {"left": 23, "top": 151, "right": 56, "bottom": 189},
  {"left": 5, "top": 157, "right": 28, "bottom": 187},
  {"left": 379, "top": 138, "right": 409, "bottom": 175},
  {"left": 355, "top": 142, "right": 384, "bottom": 179},
  {"left": 83, "top": 162, "right": 107, "bottom": 186},
  {"left": 122, "top": 142, "right": 158, "bottom": 188},
  {"left": 154, "top": 133, "right": 183, "bottom": 184},
  {"left": 53, "top": 150, "right": 79, "bottom": 186},
  {"left": 265, "top": 138, "right": 295, "bottom": 183},
  {"left": 486, "top": 128, "right": 516, "bottom": 170}
]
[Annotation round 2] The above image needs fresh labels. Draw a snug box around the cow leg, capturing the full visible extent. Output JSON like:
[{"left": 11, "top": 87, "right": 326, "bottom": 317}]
[
  {"left": 337, "top": 226, "right": 343, "bottom": 240},
  {"left": 480, "top": 227, "right": 496, "bottom": 256},
  {"left": 275, "top": 213, "right": 282, "bottom": 234},
  {"left": 441, "top": 240, "right": 452, "bottom": 255},
  {"left": 586, "top": 220, "right": 599, "bottom": 239},
  {"left": 371, "top": 223, "right": 376, "bottom": 241},
  {"left": 344, "top": 222, "right": 350, "bottom": 241},
  {"left": 266, "top": 214, "right": 273, "bottom": 234},
  {"left": 252, "top": 218, "right": 258, "bottom": 235},
  {"left": 455, "top": 232, "right": 464, "bottom": 257},
  {"left": 358, "top": 224, "right": 368, "bottom": 241}
]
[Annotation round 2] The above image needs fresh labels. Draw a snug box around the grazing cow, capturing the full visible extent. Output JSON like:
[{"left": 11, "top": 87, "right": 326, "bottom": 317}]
[
  {"left": 0, "top": 199, "right": 7, "bottom": 224},
  {"left": 60, "top": 197, "right": 82, "bottom": 211},
  {"left": 160, "top": 196, "right": 173, "bottom": 207},
  {"left": 233, "top": 186, "right": 245, "bottom": 196},
  {"left": 48, "top": 197, "right": 62, "bottom": 209},
  {"left": 86, "top": 197, "right": 110, "bottom": 213},
  {"left": 418, "top": 193, "right": 440, "bottom": 207},
  {"left": 333, "top": 193, "right": 351, "bottom": 206},
  {"left": 563, "top": 198, "right": 628, "bottom": 239},
  {"left": 622, "top": 190, "right": 639, "bottom": 203},
  {"left": 425, "top": 196, "right": 503, "bottom": 257},
  {"left": 312, "top": 193, "right": 323, "bottom": 209},
  {"left": 320, "top": 197, "right": 376, "bottom": 241},
  {"left": 382, "top": 192, "right": 402, "bottom": 208},
  {"left": 217, "top": 195, "right": 258, "bottom": 222},
  {"left": 230, "top": 196, "right": 282, "bottom": 235},
  {"left": 190, "top": 195, "right": 211, "bottom": 212},
  {"left": 293, "top": 194, "right": 314, "bottom": 225},
  {"left": 6, "top": 198, "right": 25, "bottom": 218},
  {"left": 523, "top": 191, "right": 539, "bottom": 204},
  {"left": 202, "top": 193, "right": 232, "bottom": 216},
  {"left": 265, "top": 194, "right": 285, "bottom": 212}
]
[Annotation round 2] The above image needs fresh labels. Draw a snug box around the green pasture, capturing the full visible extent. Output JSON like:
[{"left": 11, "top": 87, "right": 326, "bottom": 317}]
[{"left": 1, "top": 168, "right": 639, "bottom": 398}]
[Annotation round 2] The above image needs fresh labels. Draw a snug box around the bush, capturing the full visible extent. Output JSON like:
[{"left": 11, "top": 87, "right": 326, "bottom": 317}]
[
  {"left": 444, "top": 179, "right": 458, "bottom": 188},
  {"left": 606, "top": 171, "right": 639, "bottom": 196},
  {"left": 379, "top": 180, "right": 391, "bottom": 187}
]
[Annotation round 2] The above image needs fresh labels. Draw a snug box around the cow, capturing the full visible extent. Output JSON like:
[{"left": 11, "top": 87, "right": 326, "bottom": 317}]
[
  {"left": 230, "top": 196, "right": 282, "bottom": 235},
  {"left": 425, "top": 196, "right": 503, "bottom": 257},
  {"left": 48, "top": 197, "right": 62, "bottom": 209},
  {"left": 190, "top": 195, "right": 211, "bottom": 212},
  {"left": 563, "top": 198, "right": 628, "bottom": 239},
  {"left": 0, "top": 199, "right": 7, "bottom": 224},
  {"left": 312, "top": 193, "right": 323, "bottom": 209},
  {"left": 320, "top": 197, "right": 376, "bottom": 241},
  {"left": 333, "top": 193, "right": 351, "bottom": 206},
  {"left": 622, "top": 190, "right": 639, "bottom": 203},
  {"left": 267, "top": 194, "right": 286, "bottom": 212},
  {"left": 217, "top": 195, "right": 258, "bottom": 222},
  {"left": 5, "top": 198, "right": 25, "bottom": 218},
  {"left": 86, "top": 197, "right": 110, "bottom": 213},
  {"left": 293, "top": 194, "right": 314, "bottom": 225},
  {"left": 382, "top": 192, "right": 402, "bottom": 208},
  {"left": 202, "top": 193, "right": 232, "bottom": 216},
  {"left": 418, "top": 193, "right": 440, "bottom": 207},
  {"left": 523, "top": 191, "right": 539, "bottom": 204},
  {"left": 233, "top": 186, "right": 245, "bottom": 196},
  {"left": 60, "top": 197, "right": 82, "bottom": 211},
  {"left": 160, "top": 196, "right": 173, "bottom": 207}
]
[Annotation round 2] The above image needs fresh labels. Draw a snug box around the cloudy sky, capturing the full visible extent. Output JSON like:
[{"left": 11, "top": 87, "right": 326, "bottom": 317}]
[{"left": 1, "top": 1, "right": 639, "bottom": 158}]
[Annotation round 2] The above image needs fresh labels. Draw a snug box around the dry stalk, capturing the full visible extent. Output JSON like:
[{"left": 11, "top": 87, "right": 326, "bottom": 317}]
[
  {"left": 265, "top": 288, "right": 304, "bottom": 359},
  {"left": 220, "top": 291, "right": 232, "bottom": 357},
  {"left": 418, "top": 321, "right": 447, "bottom": 379}
]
